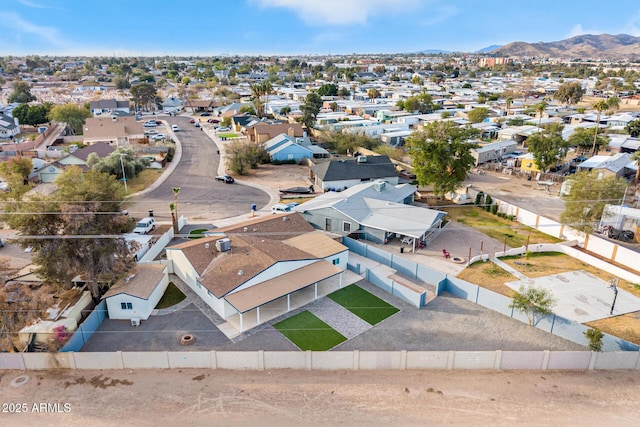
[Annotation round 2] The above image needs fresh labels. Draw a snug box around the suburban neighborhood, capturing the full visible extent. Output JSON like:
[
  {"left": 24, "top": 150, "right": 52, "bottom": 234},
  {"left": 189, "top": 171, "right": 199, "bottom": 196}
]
[{"left": 2, "top": 6, "right": 640, "bottom": 423}]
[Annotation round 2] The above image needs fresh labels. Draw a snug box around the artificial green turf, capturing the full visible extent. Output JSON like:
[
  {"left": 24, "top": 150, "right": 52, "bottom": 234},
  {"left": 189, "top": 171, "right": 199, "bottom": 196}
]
[
  {"left": 188, "top": 229, "right": 208, "bottom": 239},
  {"left": 154, "top": 282, "right": 186, "bottom": 309},
  {"left": 328, "top": 284, "right": 399, "bottom": 325},
  {"left": 273, "top": 311, "right": 346, "bottom": 351}
]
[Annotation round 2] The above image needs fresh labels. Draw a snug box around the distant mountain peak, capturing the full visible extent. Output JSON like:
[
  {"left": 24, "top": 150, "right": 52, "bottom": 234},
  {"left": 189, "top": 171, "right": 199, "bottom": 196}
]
[
  {"left": 491, "top": 33, "right": 640, "bottom": 58},
  {"left": 475, "top": 45, "right": 503, "bottom": 53}
]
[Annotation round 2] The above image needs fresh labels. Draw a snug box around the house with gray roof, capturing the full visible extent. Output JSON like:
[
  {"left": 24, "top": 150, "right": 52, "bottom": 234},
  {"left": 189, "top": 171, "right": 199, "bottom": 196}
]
[
  {"left": 293, "top": 180, "right": 446, "bottom": 249},
  {"left": 310, "top": 154, "right": 399, "bottom": 192},
  {"left": 89, "top": 99, "right": 130, "bottom": 117}
]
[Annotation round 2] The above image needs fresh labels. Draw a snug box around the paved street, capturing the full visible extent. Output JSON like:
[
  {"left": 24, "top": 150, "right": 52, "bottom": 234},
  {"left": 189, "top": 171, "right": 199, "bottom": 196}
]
[{"left": 125, "top": 116, "right": 269, "bottom": 222}]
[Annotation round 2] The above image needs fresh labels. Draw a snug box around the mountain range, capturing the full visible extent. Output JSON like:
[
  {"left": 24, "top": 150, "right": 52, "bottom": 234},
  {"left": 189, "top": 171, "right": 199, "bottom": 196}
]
[{"left": 489, "top": 33, "right": 640, "bottom": 58}]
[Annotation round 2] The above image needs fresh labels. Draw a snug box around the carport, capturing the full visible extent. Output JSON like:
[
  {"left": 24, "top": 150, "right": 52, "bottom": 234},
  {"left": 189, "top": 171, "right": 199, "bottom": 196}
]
[{"left": 224, "top": 261, "right": 344, "bottom": 333}]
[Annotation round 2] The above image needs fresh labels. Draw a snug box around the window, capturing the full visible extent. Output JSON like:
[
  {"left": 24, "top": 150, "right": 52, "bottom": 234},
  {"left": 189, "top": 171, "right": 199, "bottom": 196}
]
[
  {"left": 332, "top": 258, "right": 340, "bottom": 265},
  {"left": 120, "top": 302, "right": 133, "bottom": 310},
  {"left": 343, "top": 222, "right": 351, "bottom": 233}
]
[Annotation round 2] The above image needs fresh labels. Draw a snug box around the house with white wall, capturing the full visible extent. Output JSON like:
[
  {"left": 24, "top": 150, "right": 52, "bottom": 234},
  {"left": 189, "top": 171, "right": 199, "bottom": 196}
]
[
  {"left": 166, "top": 213, "right": 349, "bottom": 335},
  {"left": 103, "top": 264, "right": 169, "bottom": 321}
]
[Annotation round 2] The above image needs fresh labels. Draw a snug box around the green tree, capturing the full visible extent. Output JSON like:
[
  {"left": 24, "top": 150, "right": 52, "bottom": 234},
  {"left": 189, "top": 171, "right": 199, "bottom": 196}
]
[
  {"left": 405, "top": 121, "right": 479, "bottom": 196},
  {"left": 560, "top": 171, "right": 627, "bottom": 233},
  {"left": 113, "top": 76, "right": 131, "bottom": 90},
  {"left": 321, "top": 130, "right": 380, "bottom": 154},
  {"left": 0, "top": 157, "right": 33, "bottom": 199},
  {"left": 130, "top": 82, "right": 157, "bottom": 111},
  {"left": 317, "top": 83, "right": 338, "bottom": 97},
  {"left": 567, "top": 127, "right": 608, "bottom": 155},
  {"left": 48, "top": 103, "right": 91, "bottom": 135},
  {"left": 367, "top": 88, "right": 381, "bottom": 101},
  {"left": 553, "top": 81, "right": 585, "bottom": 105},
  {"left": 91, "top": 148, "right": 149, "bottom": 182},
  {"left": 11, "top": 103, "right": 51, "bottom": 126},
  {"left": 509, "top": 284, "right": 556, "bottom": 326},
  {"left": 624, "top": 118, "right": 640, "bottom": 137},
  {"left": 3, "top": 167, "right": 133, "bottom": 300},
  {"left": 280, "top": 106, "right": 291, "bottom": 115},
  {"left": 337, "top": 87, "right": 351, "bottom": 98},
  {"left": 535, "top": 101, "right": 547, "bottom": 128},
  {"left": 7, "top": 81, "right": 36, "bottom": 103},
  {"left": 251, "top": 81, "right": 273, "bottom": 118},
  {"left": 630, "top": 150, "right": 640, "bottom": 186},
  {"left": 239, "top": 105, "right": 256, "bottom": 115},
  {"left": 505, "top": 97, "right": 513, "bottom": 116},
  {"left": 467, "top": 107, "right": 489, "bottom": 123},
  {"left": 526, "top": 123, "right": 569, "bottom": 172},
  {"left": 591, "top": 97, "right": 619, "bottom": 155},
  {"left": 584, "top": 328, "right": 604, "bottom": 352},
  {"left": 300, "top": 92, "right": 323, "bottom": 128},
  {"left": 224, "top": 141, "right": 269, "bottom": 175}
]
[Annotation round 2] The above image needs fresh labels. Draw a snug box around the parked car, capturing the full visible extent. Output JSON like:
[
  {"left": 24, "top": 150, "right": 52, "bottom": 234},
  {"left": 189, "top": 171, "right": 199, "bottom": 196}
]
[
  {"left": 143, "top": 121, "right": 157, "bottom": 127},
  {"left": 133, "top": 217, "right": 155, "bottom": 234},
  {"left": 144, "top": 129, "right": 158, "bottom": 135},
  {"left": 171, "top": 125, "right": 179, "bottom": 132},
  {"left": 217, "top": 126, "right": 230, "bottom": 132},
  {"left": 194, "top": 122, "right": 201, "bottom": 128},
  {"left": 215, "top": 175, "right": 234, "bottom": 183},
  {"left": 207, "top": 118, "right": 219, "bottom": 123},
  {"left": 153, "top": 134, "right": 165, "bottom": 140},
  {"left": 200, "top": 112, "right": 212, "bottom": 116},
  {"left": 271, "top": 204, "right": 292, "bottom": 214}
]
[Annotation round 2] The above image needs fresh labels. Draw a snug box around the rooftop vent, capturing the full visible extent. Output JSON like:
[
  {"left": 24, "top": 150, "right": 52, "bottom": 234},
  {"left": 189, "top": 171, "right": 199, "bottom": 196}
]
[
  {"left": 243, "top": 227, "right": 248, "bottom": 232},
  {"left": 215, "top": 238, "right": 231, "bottom": 252},
  {"left": 205, "top": 243, "right": 210, "bottom": 249},
  {"left": 374, "top": 180, "right": 386, "bottom": 192},
  {"left": 238, "top": 270, "right": 244, "bottom": 276}
]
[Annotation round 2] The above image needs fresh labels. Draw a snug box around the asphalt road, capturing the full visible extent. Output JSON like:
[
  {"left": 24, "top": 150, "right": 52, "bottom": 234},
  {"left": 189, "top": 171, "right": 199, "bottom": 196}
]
[{"left": 125, "top": 115, "right": 269, "bottom": 222}]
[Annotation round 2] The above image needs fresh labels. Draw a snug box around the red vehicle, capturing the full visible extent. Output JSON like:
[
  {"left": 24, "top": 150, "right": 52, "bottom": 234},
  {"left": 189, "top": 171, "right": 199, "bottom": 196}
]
[{"left": 189, "top": 118, "right": 195, "bottom": 123}]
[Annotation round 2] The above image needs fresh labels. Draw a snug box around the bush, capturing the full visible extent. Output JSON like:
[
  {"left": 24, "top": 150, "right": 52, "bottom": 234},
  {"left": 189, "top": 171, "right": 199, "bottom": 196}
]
[
  {"left": 271, "top": 159, "right": 297, "bottom": 165},
  {"left": 484, "top": 194, "right": 493, "bottom": 211},
  {"left": 475, "top": 192, "right": 484, "bottom": 206},
  {"left": 491, "top": 204, "right": 498, "bottom": 215}
]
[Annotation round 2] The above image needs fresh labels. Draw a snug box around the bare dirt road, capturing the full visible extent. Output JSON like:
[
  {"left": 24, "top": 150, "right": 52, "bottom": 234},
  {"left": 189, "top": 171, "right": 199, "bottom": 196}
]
[{"left": 2, "top": 369, "right": 639, "bottom": 426}]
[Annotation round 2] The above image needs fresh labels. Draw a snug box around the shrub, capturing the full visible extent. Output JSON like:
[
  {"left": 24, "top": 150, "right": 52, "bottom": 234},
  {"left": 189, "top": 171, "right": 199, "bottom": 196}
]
[
  {"left": 475, "top": 192, "right": 484, "bottom": 206},
  {"left": 491, "top": 204, "right": 498, "bottom": 214},
  {"left": 484, "top": 194, "right": 493, "bottom": 211}
]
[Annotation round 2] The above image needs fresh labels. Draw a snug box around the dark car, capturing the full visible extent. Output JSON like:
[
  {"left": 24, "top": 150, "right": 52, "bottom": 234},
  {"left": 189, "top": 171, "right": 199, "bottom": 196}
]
[
  {"left": 207, "top": 118, "right": 219, "bottom": 123},
  {"left": 215, "top": 175, "right": 234, "bottom": 183},
  {"left": 200, "top": 112, "right": 212, "bottom": 116}
]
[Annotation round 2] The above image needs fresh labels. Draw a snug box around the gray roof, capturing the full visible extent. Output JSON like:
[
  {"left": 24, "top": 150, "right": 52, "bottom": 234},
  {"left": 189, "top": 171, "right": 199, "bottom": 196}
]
[{"left": 311, "top": 155, "right": 398, "bottom": 181}]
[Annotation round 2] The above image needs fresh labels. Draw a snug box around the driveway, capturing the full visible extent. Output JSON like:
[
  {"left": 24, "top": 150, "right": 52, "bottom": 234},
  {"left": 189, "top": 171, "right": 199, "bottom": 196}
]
[{"left": 126, "top": 116, "right": 269, "bottom": 222}]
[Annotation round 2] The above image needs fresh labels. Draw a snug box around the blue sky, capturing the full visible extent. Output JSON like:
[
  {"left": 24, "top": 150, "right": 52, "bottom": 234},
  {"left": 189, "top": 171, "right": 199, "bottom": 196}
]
[{"left": 1, "top": 0, "right": 640, "bottom": 56}]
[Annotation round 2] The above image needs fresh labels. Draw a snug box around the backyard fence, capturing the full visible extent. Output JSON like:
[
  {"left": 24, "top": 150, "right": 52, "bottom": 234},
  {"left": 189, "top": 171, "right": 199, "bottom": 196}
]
[
  {"left": 343, "top": 237, "right": 640, "bottom": 352},
  {"left": 59, "top": 301, "right": 108, "bottom": 353},
  {"left": 1, "top": 350, "right": 639, "bottom": 371}
]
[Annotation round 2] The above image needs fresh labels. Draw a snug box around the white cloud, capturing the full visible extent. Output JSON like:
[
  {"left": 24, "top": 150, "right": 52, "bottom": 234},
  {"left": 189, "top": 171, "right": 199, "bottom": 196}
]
[
  {"left": 250, "top": 0, "right": 422, "bottom": 25},
  {"left": 17, "top": 0, "right": 62, "bottom": 9},
  {"left": 566, "top": 24, "right": 606, "bottom": 38},
  {"left": 420, "top": 5, "right": 457, "bottom": 27},
  {"left": 0, "top": 11, "right": 73, "bottom": 50}
]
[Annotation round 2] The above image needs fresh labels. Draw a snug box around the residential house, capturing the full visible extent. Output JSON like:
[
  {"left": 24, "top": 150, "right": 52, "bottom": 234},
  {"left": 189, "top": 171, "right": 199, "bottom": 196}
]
[
  {"left": 310, "top": 155, "right": 399, "bottom": 192},
  {"left": 250, "top": 122, "right": 305, "bottom": 143},
  {"left": 0, "top": 112, "right": 19, "bottom": 140},
  {"left": 83, "top": 116, "right": 145, "bottom": 146},
  {"left": 89, "top": 99, "right": 130, "bottom": 117},
  {"left": 166, "top": 213, "right": 349, "bottom": 334},
  {"left": 160, "top": 97, "right": 184, "bottom": 113},
  {"left": 32, "top": 142, "right": 114, "bottom": 182},
  {"left": 230, "top": 114, "right": 259, "bottom": 133},
  {"left": 263, "top": 133, "right": 329, "bottom": 162},
  {"left": 577, "top": 152, "right": 635, "bottom": 179},
  {"left": 103, "top": 264, "right": 169, "bottom": 321},
  {"left": 471, "top": 140, "right": 518, "bottom": 166},
  {"left": 293, "top": 180, "right": 446, "bottom": 249},
  {"left": 184, "top": 100, "right": 220, "bottom": 113}
]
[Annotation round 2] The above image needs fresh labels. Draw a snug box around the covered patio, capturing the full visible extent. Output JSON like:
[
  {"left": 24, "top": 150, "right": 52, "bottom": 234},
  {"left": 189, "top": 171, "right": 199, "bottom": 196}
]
[{"left": 224, "top": 261, "right": 346, "bottom": 334}]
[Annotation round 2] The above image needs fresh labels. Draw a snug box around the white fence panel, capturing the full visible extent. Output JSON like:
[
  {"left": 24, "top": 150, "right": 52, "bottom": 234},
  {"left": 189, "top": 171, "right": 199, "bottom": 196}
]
[
  {"left": 216, "top": 351, "right": 261, "bottom": 370},
  {"left": 405, "top": 352, "right": 448, "bottom": 369},
  {"left": 122, "top": 351, "right": 169, "bottom": 369},
  {"left": 167, "top": 351, "right": 213, "bottom": 369},
  {"left": 22, "top": 353, "right": 71, "bottom": 370},
  {"left": 500, "top": 351, "right": 544, "bottom": 369},
  {"left": 452, "top": 351, "right": 496, "bottom": 369},
  {"left": 311, "top": 351, "right": 354, "bottom": 370},
  {"left": 593, "top": 352, "right": 640, "bottom": 370},
  {"left": 547, "top": 351, "right": 592, "bottom": 370},
  {"left": 358, "top": 351, "right": 402, "bottom": 370},
  {"left": 73, "top": 352, "right": 124, "bottom": 370},
  {"left": 264, "top": 351, "right": 306, "bottom": 370}
]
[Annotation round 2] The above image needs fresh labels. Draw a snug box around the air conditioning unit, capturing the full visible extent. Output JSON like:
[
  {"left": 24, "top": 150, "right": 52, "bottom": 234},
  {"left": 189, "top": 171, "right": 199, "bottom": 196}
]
[
  {"left": 215, "top": 238, "right": 231, "bottom": 252},
  {"left": 131, "top": 318, "right": 140, "bottom": 327}
]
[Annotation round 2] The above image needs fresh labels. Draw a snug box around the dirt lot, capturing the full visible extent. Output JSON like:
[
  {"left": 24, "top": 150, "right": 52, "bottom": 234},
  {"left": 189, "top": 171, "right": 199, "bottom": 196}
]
[{"left": 2, "top": 369, "right": 640, "bottom": 426}]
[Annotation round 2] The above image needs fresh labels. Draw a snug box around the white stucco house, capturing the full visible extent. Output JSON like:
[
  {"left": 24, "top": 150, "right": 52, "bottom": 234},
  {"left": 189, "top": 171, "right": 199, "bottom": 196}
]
[
  {"left": 166, "top": 213, "right": 349, "bottom": 335},
  {"left": 103, "top": 264, "right": 169, "bottom": 321}
]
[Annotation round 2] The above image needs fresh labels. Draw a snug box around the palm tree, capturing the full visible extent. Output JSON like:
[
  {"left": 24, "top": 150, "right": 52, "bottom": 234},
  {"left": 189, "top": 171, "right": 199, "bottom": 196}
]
[
  {"left": 535, "top": 101, "right": 547, "bottom": 128},
  {"left": 506, "top": 97, "right": 513, "bottom": 117},
  {"left": 367, "top": 88, "right": 380, "bottom": 102},
  {"left": 631, "top": 150, "right": 640, "bottom": 186},
  {"left": 591, "top": 97, "right": 619, "bottom": 156},
  {"left": 172, "top": 187, "right": 180, "bottom": 234}
]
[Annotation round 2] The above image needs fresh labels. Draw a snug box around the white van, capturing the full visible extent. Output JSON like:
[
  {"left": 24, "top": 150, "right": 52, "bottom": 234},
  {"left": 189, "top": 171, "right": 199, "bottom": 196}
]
[
  {"left": 271, "top": 204, "right": 292, "bottom": 214},
  {"left": 133, "top": 217, "right": 155, "bottom": 234},
  {"left": 171, "top": 125, "right": 179, "bottom": 132}
]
